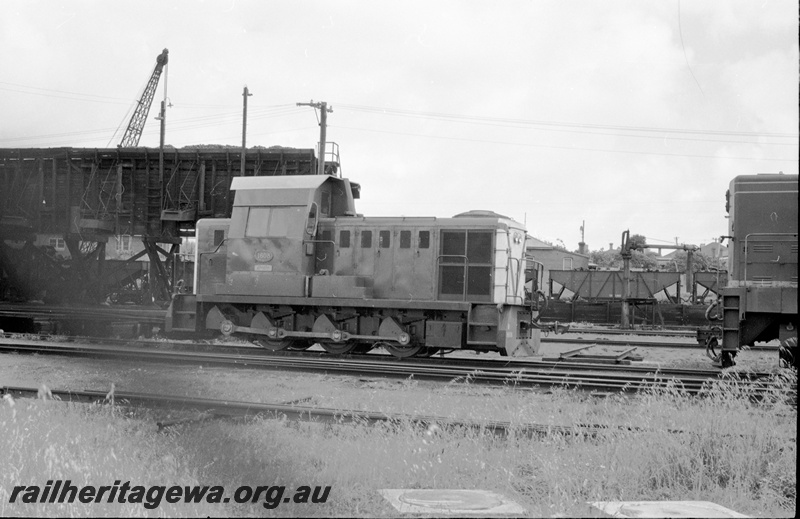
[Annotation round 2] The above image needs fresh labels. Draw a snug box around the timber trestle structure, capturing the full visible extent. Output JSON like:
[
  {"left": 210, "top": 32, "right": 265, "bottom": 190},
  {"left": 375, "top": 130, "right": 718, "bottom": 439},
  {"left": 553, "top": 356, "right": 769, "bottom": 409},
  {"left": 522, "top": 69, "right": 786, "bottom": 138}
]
[{"left": 0, "top": 146, "right": 320, "bottom": 305}]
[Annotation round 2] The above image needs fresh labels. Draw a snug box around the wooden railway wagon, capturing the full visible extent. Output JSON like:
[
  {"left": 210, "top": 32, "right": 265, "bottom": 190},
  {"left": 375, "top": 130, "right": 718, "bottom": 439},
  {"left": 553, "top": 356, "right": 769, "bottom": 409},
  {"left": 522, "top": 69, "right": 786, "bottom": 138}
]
[
  {"left": 709, "top": 173, "right": 798, "bottom": 367},
  {"left": 167, "top": 175, "right": 541, "bottom": 358}
]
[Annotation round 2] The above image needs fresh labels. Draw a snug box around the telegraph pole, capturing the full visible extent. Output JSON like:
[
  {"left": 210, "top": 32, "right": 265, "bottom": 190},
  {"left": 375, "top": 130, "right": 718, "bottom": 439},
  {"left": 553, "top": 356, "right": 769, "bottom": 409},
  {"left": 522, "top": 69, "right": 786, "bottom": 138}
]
[
  {"left": 620, "top": 230, "right": 632, "bottom": 329},
  {"left": 157, "top": 100, "right": 166, "bottom": 183},
  {"left": 241, "top": 86, "right": 252, "bottom": 176},
  {"left": 296, "top": 100, "right": 333, "bottom": 175}
]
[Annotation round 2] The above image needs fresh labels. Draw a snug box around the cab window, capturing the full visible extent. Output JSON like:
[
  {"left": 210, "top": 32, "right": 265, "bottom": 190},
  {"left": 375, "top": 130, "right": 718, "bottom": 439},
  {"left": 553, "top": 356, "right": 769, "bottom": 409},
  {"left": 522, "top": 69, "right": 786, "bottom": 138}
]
[{"left": 361, "top": 230, "right": 372, "bottom": 248}]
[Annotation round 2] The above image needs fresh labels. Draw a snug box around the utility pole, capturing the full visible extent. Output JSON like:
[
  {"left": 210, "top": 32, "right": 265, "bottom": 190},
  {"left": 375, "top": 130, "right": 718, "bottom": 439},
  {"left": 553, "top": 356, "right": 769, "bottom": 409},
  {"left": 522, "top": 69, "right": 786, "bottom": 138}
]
[
  {"left": 296, "top": 100, "right": 333, "bottom": 175},
  {"left": 154, "top": 58, "right": 169, "bottom": 210},
  {"left": 241, "top": 86, "right": 252, "bottom": 176},
  {"left": 620, "top": 230, "right": 632, "bottom": 329},
  {"left": 155, "top": 99, "right": 167, "bottom": 218},
  {"left": 157, "top": 100, "right": 166, "bottom": 183}
]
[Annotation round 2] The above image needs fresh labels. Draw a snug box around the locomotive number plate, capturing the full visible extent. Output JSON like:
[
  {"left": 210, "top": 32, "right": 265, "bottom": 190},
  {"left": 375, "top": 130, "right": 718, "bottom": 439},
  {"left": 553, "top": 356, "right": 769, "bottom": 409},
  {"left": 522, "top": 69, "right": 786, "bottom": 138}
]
[
  {"left": 254, "top": 250, "right": 273, "bottom": 262},
  {"left": 254, "top": 264, "right": 273, "bottom": 272}
]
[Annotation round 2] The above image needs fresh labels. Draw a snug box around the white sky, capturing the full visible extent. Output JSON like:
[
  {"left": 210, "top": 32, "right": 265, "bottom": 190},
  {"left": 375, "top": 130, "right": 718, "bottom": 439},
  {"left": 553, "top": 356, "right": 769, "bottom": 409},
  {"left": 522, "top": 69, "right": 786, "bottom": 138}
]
[{"left": 1, "top": 0, "right": 797, "bottom": 251}]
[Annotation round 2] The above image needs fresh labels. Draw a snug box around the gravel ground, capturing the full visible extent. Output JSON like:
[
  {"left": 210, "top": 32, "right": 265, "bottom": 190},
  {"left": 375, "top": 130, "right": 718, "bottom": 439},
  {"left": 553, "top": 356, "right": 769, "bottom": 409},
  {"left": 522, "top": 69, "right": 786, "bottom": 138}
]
[{"left": 0, "top": 332, "right": 783, "bottom": 425}]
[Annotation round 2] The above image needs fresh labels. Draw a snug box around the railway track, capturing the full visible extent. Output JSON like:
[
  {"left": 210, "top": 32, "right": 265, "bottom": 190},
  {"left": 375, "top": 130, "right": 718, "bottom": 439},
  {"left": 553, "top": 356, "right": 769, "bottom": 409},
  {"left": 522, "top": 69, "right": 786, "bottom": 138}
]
[
  {"left": 0, "top": 336, "right": 790, "bottom": 399},
  {"left": 0, "top": 328, "right": 778, "bottom": 355},
  {"left": 0, "top": 331, "right": 778, "bottom": 377},
  {"left": 543, "top": 335, "right": 778, "bottom": 350},
  {"left": 0, "top": 385, "right": 617, "bottom": 439},
  {"left": 2, "top": 385, "right": 781, "bottom": 440}
]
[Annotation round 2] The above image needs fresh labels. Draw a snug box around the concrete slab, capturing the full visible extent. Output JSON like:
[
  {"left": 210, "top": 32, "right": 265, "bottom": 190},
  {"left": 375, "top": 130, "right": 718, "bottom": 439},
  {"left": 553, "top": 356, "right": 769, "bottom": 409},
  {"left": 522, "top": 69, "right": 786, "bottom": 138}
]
[
  {"left": 589, "top": 500, "right": 749, "bottom": 518},
  {"left": 380, "top": 489, "right": 526, "bottom": 515}
]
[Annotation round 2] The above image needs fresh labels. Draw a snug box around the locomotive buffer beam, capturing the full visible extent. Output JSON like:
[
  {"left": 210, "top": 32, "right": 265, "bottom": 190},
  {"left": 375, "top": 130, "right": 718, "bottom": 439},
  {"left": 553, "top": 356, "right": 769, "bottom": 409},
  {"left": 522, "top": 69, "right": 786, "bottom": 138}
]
[{"left": 207, "top": 308, "right": 411, "bottom": 345}]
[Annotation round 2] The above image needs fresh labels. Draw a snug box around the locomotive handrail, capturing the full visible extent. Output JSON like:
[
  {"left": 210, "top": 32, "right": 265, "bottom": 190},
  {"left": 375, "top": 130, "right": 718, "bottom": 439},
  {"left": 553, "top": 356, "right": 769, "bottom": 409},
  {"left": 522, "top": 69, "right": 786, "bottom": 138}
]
[
  {"left": 743, "top": 232, "right": 798, "bottom": 283},
  {"left": 497, "top": 230, "right": 521, "bottom": 304},
  {"left": 322, "top": 142, "right": 341, "bottom": 178},
  {"left": 195, "top": 238, "right": 229, "bottom": 261},
  {"left": 505, "top": 257, "right": 523, "bottom": 305}
]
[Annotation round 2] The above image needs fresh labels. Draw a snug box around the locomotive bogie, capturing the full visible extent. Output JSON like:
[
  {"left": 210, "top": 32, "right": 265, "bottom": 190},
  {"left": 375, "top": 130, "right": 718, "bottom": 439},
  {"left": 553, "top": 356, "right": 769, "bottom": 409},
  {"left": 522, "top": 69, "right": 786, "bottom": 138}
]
[{"left": 197, "top": 299, "right": 535, "bottom": 355}]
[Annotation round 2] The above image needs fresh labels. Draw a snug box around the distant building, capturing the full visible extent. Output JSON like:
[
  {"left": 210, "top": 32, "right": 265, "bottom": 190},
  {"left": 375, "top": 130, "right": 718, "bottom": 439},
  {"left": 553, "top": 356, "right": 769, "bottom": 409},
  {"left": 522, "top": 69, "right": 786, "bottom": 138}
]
[
  {"left": 656, "top": 242, "right": 728, "bottom": 270},
  {"left": 698, "top": 241, "right": 728, "bottom": 268},
  {"left": 526, "top": 236, "right": 590, "bottom": 289},
  {"left": 33, "top": 234, "right": 69, "bottom": 260}
]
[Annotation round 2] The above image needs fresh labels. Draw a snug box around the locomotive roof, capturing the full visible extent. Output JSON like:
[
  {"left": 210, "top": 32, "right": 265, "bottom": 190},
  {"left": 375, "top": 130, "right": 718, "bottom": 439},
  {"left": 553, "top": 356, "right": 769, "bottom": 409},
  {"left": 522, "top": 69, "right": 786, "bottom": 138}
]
[
  {"left": 323, "top": 214, "right": 525, "bottom": 230},
  {"left": 731, "top": 173, "right": 798, "bottom": 185},
  {"left": 230, "top": 174, "right": 358, "bottom": 214}
]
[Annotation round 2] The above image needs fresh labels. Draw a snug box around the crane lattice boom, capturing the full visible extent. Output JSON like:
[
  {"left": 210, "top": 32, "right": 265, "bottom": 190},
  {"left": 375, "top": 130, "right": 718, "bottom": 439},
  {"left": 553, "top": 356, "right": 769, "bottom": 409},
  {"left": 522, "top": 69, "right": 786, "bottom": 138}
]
[{"left": 119, "top": 48, "right": 169, "bottom": 148}]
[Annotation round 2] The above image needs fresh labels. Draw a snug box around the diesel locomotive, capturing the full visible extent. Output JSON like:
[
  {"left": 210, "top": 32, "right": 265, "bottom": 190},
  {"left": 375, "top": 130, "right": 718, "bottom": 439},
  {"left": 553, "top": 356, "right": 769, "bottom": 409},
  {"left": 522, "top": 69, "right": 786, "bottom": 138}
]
[
  {"left": 166, "top": 174, "right": 542, "bottom": 358},
  {"left": 703, "top": 173, "right": 798, "bottom": 368}
]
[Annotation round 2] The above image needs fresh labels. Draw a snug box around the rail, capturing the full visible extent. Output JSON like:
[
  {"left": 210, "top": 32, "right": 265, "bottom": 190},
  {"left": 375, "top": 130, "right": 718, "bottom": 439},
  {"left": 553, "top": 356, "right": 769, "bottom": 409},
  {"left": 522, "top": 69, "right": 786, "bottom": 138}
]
[{"left": 0, "top": 338, "right": 791, "bottom": 400}]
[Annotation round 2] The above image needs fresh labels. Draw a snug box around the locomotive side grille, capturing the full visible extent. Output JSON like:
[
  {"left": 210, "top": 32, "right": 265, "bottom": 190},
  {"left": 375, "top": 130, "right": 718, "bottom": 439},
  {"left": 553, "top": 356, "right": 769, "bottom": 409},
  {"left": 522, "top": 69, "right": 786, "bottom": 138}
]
[
  {"left": 750, "top": 244, "right": 774, "bottom": 253},
  {"left": 791, "top": 244, "right": 798, "bottom": 254},
  {"left": 751, "top": 276, "right": 773, "bottom": 285}
]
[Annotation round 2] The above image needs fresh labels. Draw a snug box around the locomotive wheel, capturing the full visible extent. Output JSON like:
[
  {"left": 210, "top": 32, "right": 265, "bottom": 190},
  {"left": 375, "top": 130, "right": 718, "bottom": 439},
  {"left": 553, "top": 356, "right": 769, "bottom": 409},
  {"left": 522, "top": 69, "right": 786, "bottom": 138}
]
[
  {"left": 382, "top": 342, "right": 424, "bottom": 358},
  {"left": 320, "top": 340, "right": 357, "bottom": 355},
  {"left": 253, "top": 337, "right": 294, "bottom": 351}
]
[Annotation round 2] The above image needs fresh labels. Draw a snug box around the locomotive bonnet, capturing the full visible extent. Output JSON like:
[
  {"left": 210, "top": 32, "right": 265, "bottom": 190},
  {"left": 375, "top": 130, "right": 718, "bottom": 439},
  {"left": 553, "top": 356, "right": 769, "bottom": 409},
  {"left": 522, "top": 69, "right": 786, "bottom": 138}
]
[{"left": 169, "top": 174, "right": 542, "bottom": 358}]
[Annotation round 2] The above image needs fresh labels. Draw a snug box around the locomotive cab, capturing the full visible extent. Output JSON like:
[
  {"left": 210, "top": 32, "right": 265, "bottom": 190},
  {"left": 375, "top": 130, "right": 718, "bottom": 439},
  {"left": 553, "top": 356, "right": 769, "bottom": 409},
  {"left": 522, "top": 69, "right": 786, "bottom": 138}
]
[{"left": 213, "top": 175, "right": 358, "bottom": 297}]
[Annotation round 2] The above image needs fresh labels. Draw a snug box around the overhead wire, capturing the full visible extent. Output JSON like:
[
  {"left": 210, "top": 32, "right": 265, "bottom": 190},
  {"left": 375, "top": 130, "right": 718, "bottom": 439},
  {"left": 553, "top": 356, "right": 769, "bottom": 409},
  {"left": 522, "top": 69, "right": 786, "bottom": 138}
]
[
  {"left": 2, "top": 79, "right": 796, "bottom": 157},
  {"left": 0, "top": 81, "right": 135, "bottom": 105},
  {"left": 331, "top": 124, "right": 797, "bottom": 162},
  {"left": 335, "top": 103, "right": 797, "bottom": 139},
  {"left": 0, "top": 103, "right": 308, "bottom": 147}
]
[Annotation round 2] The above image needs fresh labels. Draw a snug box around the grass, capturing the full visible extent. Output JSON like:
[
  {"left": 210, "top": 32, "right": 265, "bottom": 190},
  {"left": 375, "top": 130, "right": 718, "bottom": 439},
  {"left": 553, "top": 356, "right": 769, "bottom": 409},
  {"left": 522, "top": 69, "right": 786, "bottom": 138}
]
[
  {"left": 0, "top": 391, "right": 223, "bottom": 517},
  {"left": 1, "top": 371, "right": 796, "bottom": 517}
]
